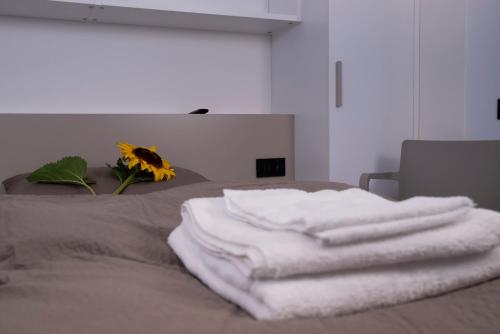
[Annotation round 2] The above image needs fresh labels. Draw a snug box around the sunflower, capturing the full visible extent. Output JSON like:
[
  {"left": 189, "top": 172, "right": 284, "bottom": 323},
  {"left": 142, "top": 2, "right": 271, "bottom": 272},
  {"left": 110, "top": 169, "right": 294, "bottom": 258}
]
[{"left": 117, "top": 142, "right": 175, "bottom": 182}]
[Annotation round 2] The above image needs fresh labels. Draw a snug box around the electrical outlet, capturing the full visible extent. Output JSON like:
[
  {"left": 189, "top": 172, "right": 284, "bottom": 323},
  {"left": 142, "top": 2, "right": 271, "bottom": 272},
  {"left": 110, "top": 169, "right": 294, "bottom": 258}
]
[{"left": 256, "top": 158, "right": 286, "bottom": 178}]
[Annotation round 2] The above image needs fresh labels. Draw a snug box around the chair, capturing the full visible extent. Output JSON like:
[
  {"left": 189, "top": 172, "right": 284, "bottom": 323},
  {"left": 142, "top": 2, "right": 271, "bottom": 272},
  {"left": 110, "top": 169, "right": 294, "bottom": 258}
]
[{"left": 359, "top": 140, "right": 500, "bottom": 211}]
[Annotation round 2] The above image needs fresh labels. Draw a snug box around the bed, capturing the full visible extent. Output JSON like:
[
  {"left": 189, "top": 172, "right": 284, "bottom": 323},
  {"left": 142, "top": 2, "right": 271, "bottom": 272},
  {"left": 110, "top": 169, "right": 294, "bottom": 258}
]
[
  {"left": 1, "top": 180, "right": 500, "bottom": 334},
  {"left": 1, "top": 115, "right": 500, "bottom": 333}
]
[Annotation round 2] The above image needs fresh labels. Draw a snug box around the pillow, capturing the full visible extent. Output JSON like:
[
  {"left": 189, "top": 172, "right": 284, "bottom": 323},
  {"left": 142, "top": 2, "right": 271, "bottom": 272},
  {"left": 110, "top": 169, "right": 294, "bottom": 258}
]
[{"left": 2, "top": 166, "right": 209, "bottom": 195}]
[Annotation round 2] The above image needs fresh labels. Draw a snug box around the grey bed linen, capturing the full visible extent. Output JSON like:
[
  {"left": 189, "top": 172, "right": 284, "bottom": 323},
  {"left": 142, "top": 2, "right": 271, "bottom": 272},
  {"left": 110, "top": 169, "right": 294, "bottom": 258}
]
[{"left": 1, "top": 180, "right": 499, "bottom": 334}]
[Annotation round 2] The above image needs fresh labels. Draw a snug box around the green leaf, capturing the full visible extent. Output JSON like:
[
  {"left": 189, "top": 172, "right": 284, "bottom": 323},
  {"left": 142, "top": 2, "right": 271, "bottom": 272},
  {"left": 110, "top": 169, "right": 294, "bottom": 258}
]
[
  {"left": 107, "top": 158, "right": 155, "bottom": 184},
  {"left": 107, "top": 159, "right": 129, "bottom": 184},
  {"left": 133, "top": 167, "right": 154, "bottom": 183},
  {"left": 108, "top": 158, "right": 156, "bottom": 194},
  {"left": 131, "top": 175, "right": 154, "bottom": 184},
  {"left": 27, "top": 156, "right": 96, "bottom": 195}
]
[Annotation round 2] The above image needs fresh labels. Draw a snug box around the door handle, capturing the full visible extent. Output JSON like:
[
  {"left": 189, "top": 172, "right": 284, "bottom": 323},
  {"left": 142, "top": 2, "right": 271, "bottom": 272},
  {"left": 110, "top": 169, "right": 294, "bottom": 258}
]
[{"left": 335, "top": 61, "right": 342, "bottom": 108}]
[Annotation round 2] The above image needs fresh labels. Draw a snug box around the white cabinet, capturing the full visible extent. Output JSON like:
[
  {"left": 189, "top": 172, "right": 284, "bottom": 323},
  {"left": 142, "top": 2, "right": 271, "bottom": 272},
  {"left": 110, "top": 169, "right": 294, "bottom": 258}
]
[
  {"left": 465, "top": 0, "right": 500, "bottom": 140},
  {"left": 273, "top": 0, "right": 498, "bottom": 188},
  {"left": 418, "top": 0, "right": 467, "bottom": 140},
  {"left": 0, "top": 0, "right": 302, "bottom": 34},
  {"left": 417, "top": 0, "right": 500, "bottom": 141},
  {"left": 271, "top": 0, "right": 331, "bottom": 181},
  {"left": 329, "top": 0, "right": 416, "bottom": 195},
  {"left": 272, "top": 0, "right": 416, "bottom": 192}
]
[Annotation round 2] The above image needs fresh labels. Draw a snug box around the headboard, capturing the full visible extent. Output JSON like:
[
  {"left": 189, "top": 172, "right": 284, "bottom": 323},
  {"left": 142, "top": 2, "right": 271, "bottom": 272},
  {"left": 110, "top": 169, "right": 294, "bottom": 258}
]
[{"left": 0, "top": 114, "right": 294, "bottom": 188}]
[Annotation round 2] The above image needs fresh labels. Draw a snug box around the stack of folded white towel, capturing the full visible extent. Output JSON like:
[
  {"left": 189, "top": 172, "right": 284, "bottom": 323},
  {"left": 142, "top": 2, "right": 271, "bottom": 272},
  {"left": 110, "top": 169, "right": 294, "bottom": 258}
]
[{"left": 168, "top": 188, "right": 500, "bottom": 320}]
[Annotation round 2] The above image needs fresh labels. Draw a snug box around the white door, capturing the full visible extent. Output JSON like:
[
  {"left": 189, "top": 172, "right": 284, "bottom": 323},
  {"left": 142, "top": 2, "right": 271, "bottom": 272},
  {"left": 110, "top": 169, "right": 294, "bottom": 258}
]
[{"left": 329, "top": 0, "right": 416, "bottom": 197}]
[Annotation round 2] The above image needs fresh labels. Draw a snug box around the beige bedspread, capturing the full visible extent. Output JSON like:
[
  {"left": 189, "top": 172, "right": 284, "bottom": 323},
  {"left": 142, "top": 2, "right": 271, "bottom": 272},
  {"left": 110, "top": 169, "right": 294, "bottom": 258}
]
[{"left": 1, "top": 181, "right": 499, "bottom": 334}]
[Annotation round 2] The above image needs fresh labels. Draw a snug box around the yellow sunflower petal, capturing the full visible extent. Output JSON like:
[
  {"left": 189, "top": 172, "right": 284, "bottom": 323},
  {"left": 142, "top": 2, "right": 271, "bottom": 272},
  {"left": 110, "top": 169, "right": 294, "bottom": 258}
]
[
  {"left": 128, "top": 158, "right": 140, "bottom": 169},
  {"left": 162, "top": 159, "right": 171, "bottom": 169},
  {"left": 117, "top": 142, "right": 136, "bottom": 152},
  {"left": 152, "top": 169, "right": 162, "bottom": 182},
  {"left": 149, "top": 145, "right": 157, "bottom": 153},
  {"left": 161, "top": 169, "right": 174, "bottom": 180},
  {"left": 161, "top": 168, "right": 173, "bottom": 181},
  {"left": 117, "top": 142, "right": 137, "bottom": 162},
  {"left": 141, "top": 160, "right": 152, "bottom": 172}
]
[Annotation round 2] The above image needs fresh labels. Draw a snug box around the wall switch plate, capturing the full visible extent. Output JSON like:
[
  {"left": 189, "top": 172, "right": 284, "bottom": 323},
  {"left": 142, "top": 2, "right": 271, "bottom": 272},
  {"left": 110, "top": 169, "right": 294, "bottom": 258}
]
[{"left": 256, "top": 158, "right": 286, "bottom": 178}]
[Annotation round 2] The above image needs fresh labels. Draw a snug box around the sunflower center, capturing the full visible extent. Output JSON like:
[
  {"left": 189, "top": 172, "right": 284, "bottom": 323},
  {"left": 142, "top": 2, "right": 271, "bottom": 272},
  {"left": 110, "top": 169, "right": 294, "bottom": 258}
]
[{"left": 133, "top": 147, "right": 163, "bottom": 168}]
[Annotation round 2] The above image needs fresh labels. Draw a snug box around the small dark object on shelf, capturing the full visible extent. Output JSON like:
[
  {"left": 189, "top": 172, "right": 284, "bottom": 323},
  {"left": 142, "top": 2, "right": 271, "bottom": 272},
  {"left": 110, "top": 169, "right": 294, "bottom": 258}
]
[{"left": 190, "top": 109, "right": 209, "bottom": 114}]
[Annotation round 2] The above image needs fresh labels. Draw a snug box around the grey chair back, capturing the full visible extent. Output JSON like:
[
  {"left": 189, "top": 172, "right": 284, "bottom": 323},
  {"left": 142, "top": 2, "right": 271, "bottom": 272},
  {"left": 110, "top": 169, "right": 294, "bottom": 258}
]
[{"left": 399, "top": 140, "right": 500, "bottom": 211}]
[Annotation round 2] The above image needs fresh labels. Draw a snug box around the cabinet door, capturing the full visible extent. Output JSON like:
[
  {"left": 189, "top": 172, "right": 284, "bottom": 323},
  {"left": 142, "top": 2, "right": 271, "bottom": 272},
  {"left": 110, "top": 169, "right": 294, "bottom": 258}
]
[{"left": 330, "top": 0, "right": 415, "bottom": 196}]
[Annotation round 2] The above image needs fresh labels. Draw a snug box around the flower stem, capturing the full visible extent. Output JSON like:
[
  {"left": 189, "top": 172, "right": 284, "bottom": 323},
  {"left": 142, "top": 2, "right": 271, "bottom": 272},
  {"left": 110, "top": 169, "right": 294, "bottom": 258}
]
[
  {"left": 82, "top": 183, "right": 97, "bottom": 196},
  {"left": 112, "top": 172, "right": 137, "bottom": 195}
]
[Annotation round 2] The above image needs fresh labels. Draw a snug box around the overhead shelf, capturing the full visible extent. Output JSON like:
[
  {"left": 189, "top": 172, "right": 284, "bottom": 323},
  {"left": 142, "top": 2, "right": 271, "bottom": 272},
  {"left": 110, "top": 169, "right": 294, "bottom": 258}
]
[
  {"left": 91, "top": 4, "right": 300, "bottom": 34},
  {"left": 0, "top": 0, "right": 301, "bottom": 34},
  {"left": 0, "top": 0, "right": 95, "bottom": 22}
]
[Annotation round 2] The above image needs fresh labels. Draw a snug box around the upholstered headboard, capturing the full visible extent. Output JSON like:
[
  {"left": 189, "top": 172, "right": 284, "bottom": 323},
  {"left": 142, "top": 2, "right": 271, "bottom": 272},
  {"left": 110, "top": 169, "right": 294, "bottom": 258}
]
[{"left": 0, "top": 114, "right": 294, "bottom": 189}]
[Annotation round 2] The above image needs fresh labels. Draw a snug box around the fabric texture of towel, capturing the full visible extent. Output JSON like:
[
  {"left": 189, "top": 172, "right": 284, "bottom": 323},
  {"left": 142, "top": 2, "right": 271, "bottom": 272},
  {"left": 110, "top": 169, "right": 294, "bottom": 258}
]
[
  {"left": 182, "top": 198, "right": 500, "bottom": 278},
  {"left": 224, "top": 188, "right": 475, "bottom": 244},
  {"left": 169, "top": 225, "right": 500, "bottom": 320}
]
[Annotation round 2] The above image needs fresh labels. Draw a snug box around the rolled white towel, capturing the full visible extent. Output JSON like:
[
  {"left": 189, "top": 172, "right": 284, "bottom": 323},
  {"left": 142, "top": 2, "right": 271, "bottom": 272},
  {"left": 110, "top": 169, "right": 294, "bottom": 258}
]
[
  {"left": 224, "top": 188, "right": 475, "bottom": 244},
  {"left": 168, "top": 225, "right": 500, "bottom": 320},
  {"left": 182, "top": 198, "right": 500, "bottom": 279}
]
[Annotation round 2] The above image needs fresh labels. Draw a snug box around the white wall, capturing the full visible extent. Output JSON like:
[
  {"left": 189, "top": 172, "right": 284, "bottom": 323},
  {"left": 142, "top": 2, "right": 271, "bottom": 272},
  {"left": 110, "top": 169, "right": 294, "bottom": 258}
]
[
  {"left": 0, "top": 16, "right": 271, "bottom": 114},
  {"left": 418, "top": 0, "right": 467, "bottom": 140},
  {"left": 269, "top": 0, "right": 300, "bottom": 16},
  {"left": 465, "top": 0, "right": 500, "bottom": 140},
  {"left": 271, "top": 0, "right": 330, "bottom": 181}
]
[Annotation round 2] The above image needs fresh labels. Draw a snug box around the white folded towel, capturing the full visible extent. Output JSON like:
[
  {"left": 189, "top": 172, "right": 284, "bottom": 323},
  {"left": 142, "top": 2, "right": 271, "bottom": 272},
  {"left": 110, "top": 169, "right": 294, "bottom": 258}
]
[
  {"left": 182, "top": 198, "right": 500, "bottom": 278},
  {"left": 224, "top": 188, "right": 475, "bottom": 244},
  {"left": 168, "top": 224, "right": 500, "bottom": 320}
]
